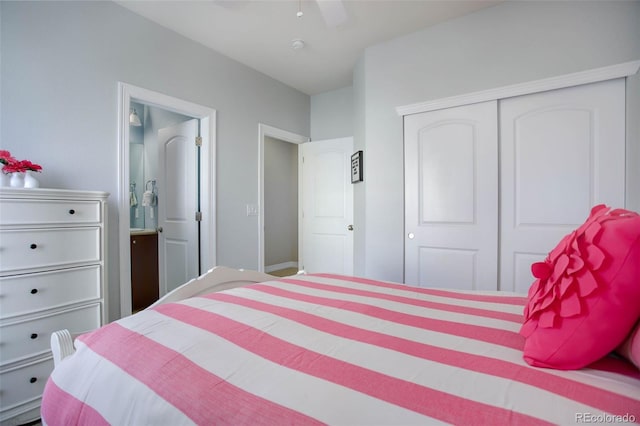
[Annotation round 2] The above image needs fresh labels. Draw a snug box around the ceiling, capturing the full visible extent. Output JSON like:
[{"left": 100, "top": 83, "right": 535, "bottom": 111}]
[{"left": 116, "top": 0, "right": 502, "bottom": 95}]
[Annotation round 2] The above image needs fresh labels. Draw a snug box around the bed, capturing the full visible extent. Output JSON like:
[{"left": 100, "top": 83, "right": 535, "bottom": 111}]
[{"left": 41, "top": 266, "right": 639, "bottom": 425}]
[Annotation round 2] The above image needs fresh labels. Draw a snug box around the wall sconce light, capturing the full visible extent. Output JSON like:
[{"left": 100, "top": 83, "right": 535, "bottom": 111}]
[{"left": 130, "top": 108, "right": 142, "bottom": 127}]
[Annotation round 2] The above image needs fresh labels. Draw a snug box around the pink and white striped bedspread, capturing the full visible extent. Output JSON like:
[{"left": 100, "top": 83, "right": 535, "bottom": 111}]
[{"left": 42, "top": 274, "right": 640, "bottom": 425}]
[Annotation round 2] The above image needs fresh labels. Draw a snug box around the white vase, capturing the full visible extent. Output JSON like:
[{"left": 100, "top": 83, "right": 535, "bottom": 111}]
[
  {"left": 23, "top": 171, "right": 40, "bottom": 188},
  {"left": 9, "top": 172, "right": 24, "bottom": 188},
  {"left": 0, "top": 172, "right": 10, "bottom": 187}
]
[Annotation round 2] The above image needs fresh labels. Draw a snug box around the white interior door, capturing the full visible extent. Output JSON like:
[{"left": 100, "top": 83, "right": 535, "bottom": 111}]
[
  {"left": 500, "top": 79, "right": 626, "bottom": 293},
  {"left": 301, "top": 137, "right": 354, "bottom": 275},
  {"left": 404, "top": 101, "right": 499, "bottom": 290},
  {"left": 158, "top": 118, "right": 200, "bottom": 295}
]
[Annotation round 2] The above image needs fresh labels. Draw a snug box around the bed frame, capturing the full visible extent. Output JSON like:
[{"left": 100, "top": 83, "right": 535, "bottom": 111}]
[{"left": 51, "top": 266, "right": 283, "bottom": 367}]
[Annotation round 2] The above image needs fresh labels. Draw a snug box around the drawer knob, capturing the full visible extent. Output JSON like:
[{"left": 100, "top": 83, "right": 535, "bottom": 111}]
[
  {"left": 30, "top": 288, "right": 38, "bottom": 294},
  {"left": 30, "top": 333, "right": 38, "bottom": 339},
  {"left": 30, "top": 377, "right": 37, "bottom": 384},
  {"left": 30, "top": 243, "right": 37, "bottom": 249},
  {"left": 69, "top": 209, "right": 76, "bottom": 215}
]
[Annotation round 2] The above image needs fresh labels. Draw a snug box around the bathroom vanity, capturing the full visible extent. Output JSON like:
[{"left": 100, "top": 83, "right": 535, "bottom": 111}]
[{"left": 130, "top": 229, "right": 159, "bottom": 312}]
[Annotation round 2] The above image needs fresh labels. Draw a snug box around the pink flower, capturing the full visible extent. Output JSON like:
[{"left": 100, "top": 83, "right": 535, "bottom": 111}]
[
  {"left": 19, "top": 160, "right": 42, "bottom": 172},
  {"left": 520, "top": 205, "right": 615, "bottom": 337},
  {"left": 1, "top": 157, "right": 43, "bottom": 173},
  {"left": 0, "top": 150, "right": 15, "bottom": 166}
]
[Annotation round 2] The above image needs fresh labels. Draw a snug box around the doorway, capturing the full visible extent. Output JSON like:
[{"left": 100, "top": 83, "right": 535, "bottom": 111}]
[
  {"left": 258, "top": 124, "right": 309, "bottom": 273},
  {"left": 258, "top": 125, "right": 355, "bottom": 275},
  {"left": 264, "top": 137, "right": 299, "bottom": 275},
  {"left": 118, "top": 83, "right": 217, "bottom": 318},
  {"left": 130, "top": 102, "right": 199, "bottom": 311}
]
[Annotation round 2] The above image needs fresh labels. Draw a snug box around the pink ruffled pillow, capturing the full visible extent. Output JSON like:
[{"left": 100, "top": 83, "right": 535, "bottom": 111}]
[
  {"left": 520, "top": 205, "right": 640, "bottom": 370},
  {"left": 617, "top": 322, "right": 640, "bottom": 370}
]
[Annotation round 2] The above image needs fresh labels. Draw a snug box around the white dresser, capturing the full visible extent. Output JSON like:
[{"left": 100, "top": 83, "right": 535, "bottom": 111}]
[{"left": 0, "top": 188, "right": 108, "bottom": 425}]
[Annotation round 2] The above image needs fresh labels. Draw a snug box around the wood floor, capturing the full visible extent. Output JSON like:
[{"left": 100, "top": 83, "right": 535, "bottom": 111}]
[{"left": 269, "top": 267, "right": 299, "bottom": 277}]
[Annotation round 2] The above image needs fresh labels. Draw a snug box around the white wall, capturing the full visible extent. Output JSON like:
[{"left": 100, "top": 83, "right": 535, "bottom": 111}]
[
  {"left": 0, "top": 1, "right": 310, "bottom": 320},
  {"left": 310, "top": 86, "right": 353, "bottom": 141},
  {"left": 264, "top": 137, "right": 298, "bottom": 267},
  {"left": 355, "top": 0, "right": 640, "bottom": 282},
  {"left": 352, "top": 57, "right": 367, "bottom": 277}
]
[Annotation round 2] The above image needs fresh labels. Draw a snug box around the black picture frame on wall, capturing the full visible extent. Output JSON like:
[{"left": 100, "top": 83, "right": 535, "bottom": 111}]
[{"left": 351, "top": 151, "right": 363, "bottom": 183}]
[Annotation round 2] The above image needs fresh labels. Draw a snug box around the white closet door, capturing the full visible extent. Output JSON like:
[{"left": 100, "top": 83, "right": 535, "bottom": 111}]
[
  {"left": 500, "top": 78, "right": 625, "bottom": 293},
  {"left": 404, "top": 101, "right": 498, "bottom": 290}
]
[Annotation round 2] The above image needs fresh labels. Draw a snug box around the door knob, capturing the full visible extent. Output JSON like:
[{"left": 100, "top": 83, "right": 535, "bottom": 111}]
[
  {"left": 157, "top": 227, "right": 163, "bottom": 233},
  {"left": 347, "top": 225, "right": 354, "bottom": 231},
  {"left": 408, "top": 233, "right": 415, "bottom": 239}
]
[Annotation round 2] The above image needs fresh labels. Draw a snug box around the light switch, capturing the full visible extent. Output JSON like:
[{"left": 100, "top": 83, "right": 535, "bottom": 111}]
[{"left": 246, "top": 204, "right": 259, "bottom": 216}]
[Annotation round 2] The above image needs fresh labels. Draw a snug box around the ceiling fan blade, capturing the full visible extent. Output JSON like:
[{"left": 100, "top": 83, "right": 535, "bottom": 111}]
[
  {"left": 212, "top": 0, "right": 250, "bottom": 10},
  {"left": 315, "top": 0, "right": 348, "bottom": 28}
]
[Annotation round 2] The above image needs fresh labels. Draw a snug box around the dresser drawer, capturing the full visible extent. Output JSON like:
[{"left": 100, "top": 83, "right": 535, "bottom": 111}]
[
  {"left": 0, "top": 266, "right": 101, "bottom": 319},
  {"left": 0, "top": 304, "right": 101, "bottom": 366},
  {"left": 0, "top": 199, "right": 102, "bottom": 226},
  {"left": 0, "top": 357, "right": 53, "bottom": 413},
  {"left": 0, "top": 227, "right": 101, "bottom": 273}
]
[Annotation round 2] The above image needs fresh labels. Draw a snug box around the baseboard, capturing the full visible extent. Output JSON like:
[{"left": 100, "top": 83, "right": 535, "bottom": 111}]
[{"left": 265, "top": 261, "right": 298, "bottom": 273}]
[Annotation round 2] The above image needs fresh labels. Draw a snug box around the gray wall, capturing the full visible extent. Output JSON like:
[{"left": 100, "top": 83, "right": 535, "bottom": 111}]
[
  {"left": 0, "top": 1, "right": 310, "bottom": 321},
  {"left": 2, "top": 0, "right": 638, "bottom": 318},
  {"left": 354, "top": 0, "right": 640, "bottom": 282},
  {"left": 310, "top": 86, "right": 353, "bottom": 141},
  {"left": 264, "top": 137, "right": 298, "bottom": 267}
]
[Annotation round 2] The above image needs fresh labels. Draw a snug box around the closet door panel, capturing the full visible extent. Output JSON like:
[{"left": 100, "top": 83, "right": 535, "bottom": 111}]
[
  {"left": 419, "top": 124, "right": 475, "bottom": 223},
  {"left": 514, "top": 253, "right": 544, "bottom": 295},
  {"left": 514, "top": 108, "right": 592, "bottom": 225},
  {"left": 500, "top": 79, "right": 625, "bottom": 293},
  {"left": 405, "top": 101, "right": 498, "bottom": 290}
]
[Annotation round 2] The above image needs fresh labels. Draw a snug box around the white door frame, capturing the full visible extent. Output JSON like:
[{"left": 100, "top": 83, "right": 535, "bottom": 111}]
[
  {"left": 258, "top": 123, "right": 309, "bottom": 273},
  {"left": 118, "top": 82, "right": 217, "bottom": 317}
]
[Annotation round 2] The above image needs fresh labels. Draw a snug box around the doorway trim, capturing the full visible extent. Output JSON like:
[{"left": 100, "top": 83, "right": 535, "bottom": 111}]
[
  {"left": 258, "top": 123, "right": 309, "bottom": 273},
  {"left": 118, "top": 82, "right": 217, "bottom": 317}
]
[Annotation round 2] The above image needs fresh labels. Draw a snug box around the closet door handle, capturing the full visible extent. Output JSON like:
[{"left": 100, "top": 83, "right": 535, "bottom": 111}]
[
  {"left": 30, "top": 333, "right": 38, "bottom": 340},
  {"left": 30, "top": 288, "right": 39, "bottom": 294},
  {"left": 30, "top": 243, "right": 37, "bottom": 249},
  {"left": 68, "top": 209, "right": 76, "bottom": 215}
]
